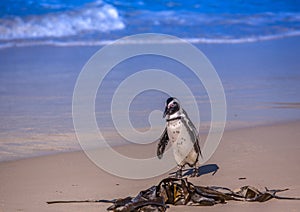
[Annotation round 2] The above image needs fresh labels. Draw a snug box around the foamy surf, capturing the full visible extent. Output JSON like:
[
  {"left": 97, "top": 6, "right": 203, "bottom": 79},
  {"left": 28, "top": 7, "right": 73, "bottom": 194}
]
[
  {"left": 0, "top": 0, "right": 124, "bottom": 40},
  {"left": 0, "top": 0, "right": 299, "bottom": 48}
]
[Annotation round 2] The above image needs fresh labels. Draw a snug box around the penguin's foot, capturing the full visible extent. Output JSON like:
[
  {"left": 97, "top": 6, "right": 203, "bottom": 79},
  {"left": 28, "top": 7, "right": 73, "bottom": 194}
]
[
  {"left": 190, "top": 167, "right": 199, "bottom": 178},
  {"left": 175, "top": 169, "right": 183, "bottom": 178}
]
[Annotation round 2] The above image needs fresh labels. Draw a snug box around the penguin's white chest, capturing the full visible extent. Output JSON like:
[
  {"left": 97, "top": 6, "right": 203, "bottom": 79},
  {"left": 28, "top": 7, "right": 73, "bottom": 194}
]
[{"left": 167, "top": 119, "right": 197, "bottom": 166}]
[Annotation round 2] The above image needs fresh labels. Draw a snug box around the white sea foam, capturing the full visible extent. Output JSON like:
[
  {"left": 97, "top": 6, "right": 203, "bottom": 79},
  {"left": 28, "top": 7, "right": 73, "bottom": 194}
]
[
  {"left": 0, "top": 2, "right": 124, "bottom": 40},
  {"left": 1, "top": 30, "right": 300, "bottom": 49}
]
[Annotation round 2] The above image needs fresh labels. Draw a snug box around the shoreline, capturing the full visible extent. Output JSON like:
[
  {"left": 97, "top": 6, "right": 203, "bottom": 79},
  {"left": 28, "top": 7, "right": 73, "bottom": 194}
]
[
  {"left": 0, "top": 119, "right": 299, "bottom": 163},
  {"left": 1, "top": 121, "right": 300, "bottom": 211},
  {"left": 0, "top": 35, "right": 299, "bottom": 167}
]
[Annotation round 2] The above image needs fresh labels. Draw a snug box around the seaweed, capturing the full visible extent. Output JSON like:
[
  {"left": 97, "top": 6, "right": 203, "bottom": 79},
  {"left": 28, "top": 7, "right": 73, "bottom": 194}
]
[{"left": 47, "top": 177, "right": 300, "bottom": 211}]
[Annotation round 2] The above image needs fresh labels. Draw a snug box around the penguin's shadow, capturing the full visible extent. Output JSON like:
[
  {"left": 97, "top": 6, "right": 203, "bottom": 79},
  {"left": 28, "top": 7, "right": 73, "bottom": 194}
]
[{"left": 184, "top": 164, "right": 219, "bottom": 177}]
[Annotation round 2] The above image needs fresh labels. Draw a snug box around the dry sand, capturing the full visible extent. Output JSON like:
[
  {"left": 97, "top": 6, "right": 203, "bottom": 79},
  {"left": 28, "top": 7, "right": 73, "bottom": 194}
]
[{"left": 1, "top": 121, "right": 300, "bottom": 211}]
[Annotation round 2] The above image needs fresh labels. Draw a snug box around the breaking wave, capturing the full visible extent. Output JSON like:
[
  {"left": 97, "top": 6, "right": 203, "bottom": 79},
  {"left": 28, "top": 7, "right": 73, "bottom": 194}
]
[
  {"left": 0, "top": 0, "right": 299, "bottom": 48},
  {"left": 0, "top": 1, "right": 124, "bottom": 40}
]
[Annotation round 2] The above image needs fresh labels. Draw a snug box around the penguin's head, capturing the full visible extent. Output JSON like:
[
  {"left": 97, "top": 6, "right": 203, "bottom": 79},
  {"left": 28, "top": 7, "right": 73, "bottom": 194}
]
[{"left": 163, "top": 97, "right": 180, "bottom": 118}]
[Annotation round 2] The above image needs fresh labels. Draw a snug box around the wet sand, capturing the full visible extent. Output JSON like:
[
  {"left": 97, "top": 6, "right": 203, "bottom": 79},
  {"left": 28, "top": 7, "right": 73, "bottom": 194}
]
[
  {"left": 0, "top": 121, "right": 299, "bottom": 211},
  {"left": 1, "top": 37, "right": 300, "bottom": 161}
]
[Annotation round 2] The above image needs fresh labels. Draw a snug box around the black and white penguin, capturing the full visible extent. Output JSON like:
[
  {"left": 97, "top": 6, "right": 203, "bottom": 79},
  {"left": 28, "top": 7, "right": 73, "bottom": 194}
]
[{"left": 157, "top": 97, "right": 202, "bottom": 178}]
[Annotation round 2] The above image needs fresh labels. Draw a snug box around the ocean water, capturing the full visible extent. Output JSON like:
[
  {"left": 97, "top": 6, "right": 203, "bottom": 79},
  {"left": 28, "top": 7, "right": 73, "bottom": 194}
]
[
  {"left": 0, "top": 0, "right": 300, "bottom": 48},
  {"left": 0, "top": 1, "right": 300, "bottom": 161}
]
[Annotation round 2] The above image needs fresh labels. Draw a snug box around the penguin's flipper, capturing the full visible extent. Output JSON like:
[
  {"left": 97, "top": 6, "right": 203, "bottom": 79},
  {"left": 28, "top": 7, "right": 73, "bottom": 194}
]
[
  {"left": 194, "top": 137, "right": 202, "bottom": 159},
  {"left": 157, "top": 127, "right": 169, "bottom": 159},
  {"left": 182, "top": 109, "right": 202, "bottom": 159}
]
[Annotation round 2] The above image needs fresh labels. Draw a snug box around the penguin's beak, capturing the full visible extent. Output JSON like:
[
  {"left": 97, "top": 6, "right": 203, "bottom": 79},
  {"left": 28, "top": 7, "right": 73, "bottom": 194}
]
[{"left": 163, "top": 105, "right": 169, "bottom": 118}]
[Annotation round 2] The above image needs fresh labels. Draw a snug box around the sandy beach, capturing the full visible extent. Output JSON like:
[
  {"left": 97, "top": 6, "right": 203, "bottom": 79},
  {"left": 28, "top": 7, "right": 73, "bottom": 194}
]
[
  {"left": 0, "top": 36, "right": 299, "bottom": 211},
  {"left": 1, "top": 1, "right": 300, "bottom": 211},
  {"left": 0, "top": 121, "right": 299, "bottom": 211}
]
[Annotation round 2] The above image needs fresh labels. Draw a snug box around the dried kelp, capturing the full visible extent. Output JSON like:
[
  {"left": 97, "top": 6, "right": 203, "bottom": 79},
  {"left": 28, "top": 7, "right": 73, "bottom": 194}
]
[
  {"left": 105, "top": 178, "right": 300, "bottom": 211},
  {"left": 47, "top": 177, "right": 300, "bottom": 211}
]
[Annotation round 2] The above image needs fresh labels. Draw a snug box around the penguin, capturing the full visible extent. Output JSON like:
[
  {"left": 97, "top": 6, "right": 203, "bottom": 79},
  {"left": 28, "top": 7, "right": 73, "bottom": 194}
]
[{"left": 157, "top": 97, "right": 202, "bottom": 178}]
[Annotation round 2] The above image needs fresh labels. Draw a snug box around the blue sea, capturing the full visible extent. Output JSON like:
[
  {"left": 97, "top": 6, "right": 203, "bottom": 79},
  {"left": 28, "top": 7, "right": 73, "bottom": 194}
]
[
  {"left": 0, "top": 0, "right": 300, "bottom": 162},
  {"left": 0, "top": 0, "right": 300, "bottom": 48}
]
